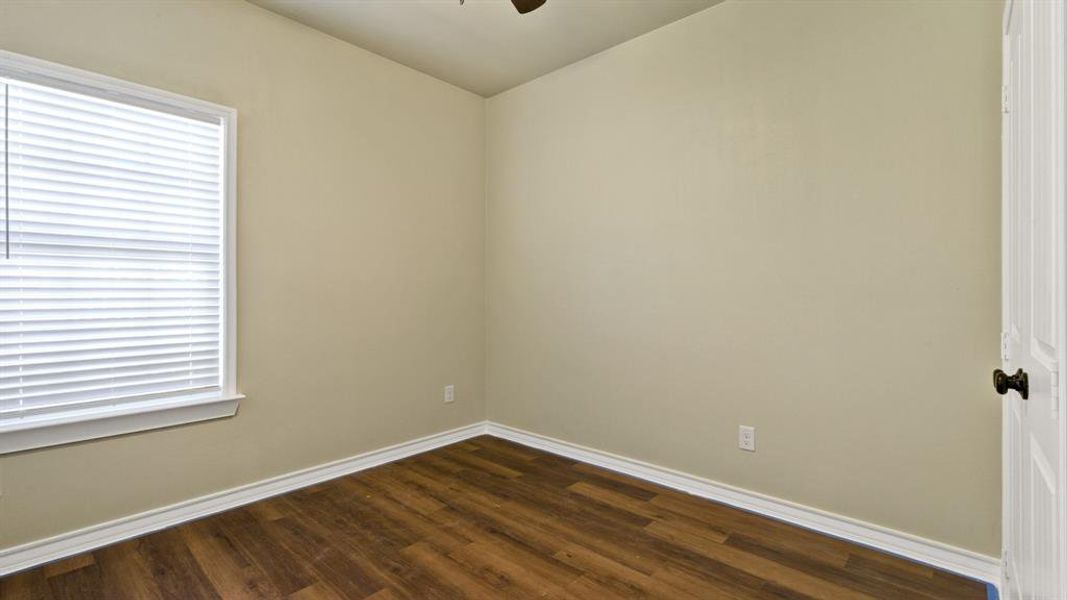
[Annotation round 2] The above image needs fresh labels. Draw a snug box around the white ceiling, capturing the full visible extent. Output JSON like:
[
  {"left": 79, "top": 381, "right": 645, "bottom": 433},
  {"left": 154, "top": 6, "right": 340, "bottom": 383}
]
[{"left": 250, "top": 0, "right": 722, "bottom": 97}]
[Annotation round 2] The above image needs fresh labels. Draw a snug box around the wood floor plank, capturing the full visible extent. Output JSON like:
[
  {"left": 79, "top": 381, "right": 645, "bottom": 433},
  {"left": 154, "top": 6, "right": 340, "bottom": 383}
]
[
  {"left": 286, "top": 582, "right": 347, "bottom": 600},
  {"left": 134, "top": 528, "right": 221, "bottom": 600},
  {"left": 360, "top": 467, "right": 449, "bottom": 516},
  {"left": 276, "top": 489, "right": 464, "bottom": 600},
  {"left": 92, "top": 542, "right": 165, "bottom": 600},
  {"left": 0, "top": 568, "right": 54, "bottom": 600},
  {"left": 570, "top": 461, "right": 671, "bottom": 494},
  {"left": 41, "top": 554, "right": 94, "bottom": 579},
  {"left": 265, "top": 516, "right": 382, "bottom": 598},
  {"left": 448, "top": 542, "right": 580, "bottom": 599},
  {"left": 650, "top": 563, "right": 769, "bottom": 600},
  {"left": 0, "top": 436, "right": 987, "bottom": 599},
  {"left": 467, "top": 436, "right": 545, "bottom": 462},
  {"left": 646, "top": 521, "right": 875, "bottom": 600},
  {"left": 438, "top": 448, "right": 525, "bottom": 479},
  {"left": 725, "top": 533, "right": 946, "bottom": 599},
  {"left": 400, "top": 542, "right": 502, "bottom": 600},
  {"left": 649, "top": 491, "right": 857, "bottom": 566},
  {"left": 180, "top": 520, "right": 283, "bottom": 600},
  {"left": 215, "top": 518, "right": 314, "bottom": 597},
  {"left": 553, "top": 542, "right": 661, "bottom": 598},
  {"left": 45, "top": 562, "right": 106, "bottom": 600},
  {"left": 359, "top": 588, "right": 401, "bottom": 600}
]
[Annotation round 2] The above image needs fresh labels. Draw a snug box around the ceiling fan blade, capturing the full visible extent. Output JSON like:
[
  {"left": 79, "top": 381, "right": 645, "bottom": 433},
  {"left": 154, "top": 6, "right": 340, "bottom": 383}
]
[{"left": 511, "top": 0, "right": 546, "bottom": 14}]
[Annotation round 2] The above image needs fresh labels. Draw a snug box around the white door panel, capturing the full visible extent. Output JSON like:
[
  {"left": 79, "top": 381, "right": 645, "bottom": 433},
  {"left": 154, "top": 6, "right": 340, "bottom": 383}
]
[{"left": 1002, "top": 1, "right": 1066, "bottom": 599}]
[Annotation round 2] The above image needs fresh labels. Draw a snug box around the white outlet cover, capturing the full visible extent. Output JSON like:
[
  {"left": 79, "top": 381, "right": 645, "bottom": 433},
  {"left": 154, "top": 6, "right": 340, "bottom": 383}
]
[
  {"left": 738, "top": 425, "right": 756, "bottom": 452},
  {"left": 444, "top": 385, "right": 455, "bottom": 403}
]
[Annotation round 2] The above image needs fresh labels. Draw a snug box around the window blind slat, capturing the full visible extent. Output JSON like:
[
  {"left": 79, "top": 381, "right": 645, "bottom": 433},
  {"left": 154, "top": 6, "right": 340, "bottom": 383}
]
[
  {"left": 10, "top": 102, "right": 218, "bottom": 152},
  {"left": 11, "top": 123, "right": 220, "bottom": 167},
  {"left": 11, "top": 104, "right": 221, "bottom": 157},
  {"left": 2, "top": 265, "right": 220, "bottom": 278},
  {"left": 1, "top": 361, "right": 220, "bottom": 393},
  {"left": 11, "top": 164, "right": 219, "bottom": 200},
  {"left": 0, "top": 384, "right": 220, "bottom": 418},
  {"left": 0, "top": 300, "right": 219, "bottom": 312},
  {"left": 9, "top": 233, "right": 219, "bottom": 253},
  {"left": 11, "top": 213, "right": 220, "bottom": 239},
  {"left": 0, "top": 342, "right": 219, "bottom": 368},
  {"left": 15, "top": 152, "right": 220, "bottom": 191},
  {"left": 7, "top": 243, "right": 219, "bottom": 262},
  {"left": 3, "top": 375, "right": 221, "bottom": 409},
  {"left": 9, "top": 180, "right": 219, "bottom": 213},
  {"left": 11, "top": 233, "right": 218, "bottom": 252},
  {"left": 0, "top": 333, "right": 220, "bottom": 356},
  {"left": 13, "top": 136, "right": 220, "bottom": 178},
  {"left": 1, "top": 350, "right": 218, "bottom": 378},
  {"left": 1, "top": 316, "right": 220, "bottom": 334},
  {"left": 14, "top": 193, "right": 220, "bottom": 224},
  {"left": 0, "top": 75, "right": 225, "bottom": 420},
  {"left": 13, "top": 85, "right": 219, "bottom": 138},
  {"left": 3, "top": 322, "right": 219, "bottom": 344},
  {"left": 11, "top": 177, "right": 218, "bottom": 208}
]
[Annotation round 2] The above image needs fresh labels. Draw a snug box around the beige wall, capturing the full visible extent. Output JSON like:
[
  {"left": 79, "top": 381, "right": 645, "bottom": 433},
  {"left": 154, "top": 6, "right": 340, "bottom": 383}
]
[
  {"left": 0, "top": 0, "right": 1003, "bottom": 560},
  {"left": 0, "top": 0, "right": 486, "bottom": 548},
  {"left": 486, "top": 0, "right": 1002, "bottom": 555}
]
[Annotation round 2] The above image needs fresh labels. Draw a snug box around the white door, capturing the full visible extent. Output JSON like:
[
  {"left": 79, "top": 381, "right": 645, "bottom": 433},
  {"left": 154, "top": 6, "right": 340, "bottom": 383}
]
[{"left": 1002, "top": 1, "right": 1066, "bottom": 598}]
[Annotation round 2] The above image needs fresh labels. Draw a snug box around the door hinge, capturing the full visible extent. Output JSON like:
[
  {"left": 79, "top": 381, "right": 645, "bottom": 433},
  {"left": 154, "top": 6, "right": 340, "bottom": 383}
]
[{"left": 1002, "top": 84, "right": 1010, "bottom": 114}]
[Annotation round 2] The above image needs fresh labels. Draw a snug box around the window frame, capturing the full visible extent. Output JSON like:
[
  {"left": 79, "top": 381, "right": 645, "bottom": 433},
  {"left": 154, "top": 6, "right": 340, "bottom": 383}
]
[{"left": 0, "top": 50, "right": 241, "bottom": 454}]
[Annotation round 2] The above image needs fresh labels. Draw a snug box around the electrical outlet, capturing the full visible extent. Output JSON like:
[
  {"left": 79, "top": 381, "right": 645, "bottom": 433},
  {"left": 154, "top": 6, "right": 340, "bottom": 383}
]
[
  {"left": 444, "top": 384, "right": 455, "bottom": 404},
  {"left": 738, "top": 425, "right": 756, "bottom": 452}
]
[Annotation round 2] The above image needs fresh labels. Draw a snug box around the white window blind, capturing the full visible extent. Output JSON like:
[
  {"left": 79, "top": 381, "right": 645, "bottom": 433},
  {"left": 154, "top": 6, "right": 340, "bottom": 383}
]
[{"left": 0, "top": 75, "right": 228, "bottom": 423}]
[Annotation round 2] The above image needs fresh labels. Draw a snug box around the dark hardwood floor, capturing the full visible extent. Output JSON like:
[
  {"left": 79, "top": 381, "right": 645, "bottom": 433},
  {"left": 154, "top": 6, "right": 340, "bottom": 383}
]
[{"left": 1, "top": 436, "right": 987, "bottom": 599}]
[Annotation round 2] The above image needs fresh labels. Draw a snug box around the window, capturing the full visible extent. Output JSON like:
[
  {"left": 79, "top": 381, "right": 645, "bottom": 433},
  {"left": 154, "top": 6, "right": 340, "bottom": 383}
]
[{"left": 0, "top": 51, "right": 239, "bottom": 454}]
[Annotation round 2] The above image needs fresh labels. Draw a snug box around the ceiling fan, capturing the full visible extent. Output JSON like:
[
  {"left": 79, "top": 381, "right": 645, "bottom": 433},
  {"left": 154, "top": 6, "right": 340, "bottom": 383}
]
[
  {"left": 509, "top": 0, "right": 547, "bottom": 13},
  {"left": 459, "top": 0, "right": 547, "bottom": 15}
]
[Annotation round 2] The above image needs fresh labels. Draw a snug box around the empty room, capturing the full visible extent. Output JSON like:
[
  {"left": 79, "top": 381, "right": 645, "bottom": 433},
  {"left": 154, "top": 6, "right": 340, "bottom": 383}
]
[{"left": 0, "top": 0, "right": 1060, "bottom": 598}]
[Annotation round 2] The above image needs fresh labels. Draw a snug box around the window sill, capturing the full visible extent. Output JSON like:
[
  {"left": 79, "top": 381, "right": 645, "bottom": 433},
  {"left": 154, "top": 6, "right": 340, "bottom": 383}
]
[{"left": 0, "top": 392, "right": 244, "bottom": 455}]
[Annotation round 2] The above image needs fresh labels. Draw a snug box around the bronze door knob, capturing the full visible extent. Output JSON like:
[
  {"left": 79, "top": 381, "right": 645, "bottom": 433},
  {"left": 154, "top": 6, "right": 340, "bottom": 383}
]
[{"left": 993, "top": 368, "right": 1029, "bottom": 400}]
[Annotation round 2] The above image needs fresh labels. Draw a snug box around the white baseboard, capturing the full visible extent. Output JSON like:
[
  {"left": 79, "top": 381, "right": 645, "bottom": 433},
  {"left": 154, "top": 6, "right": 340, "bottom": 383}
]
[
  {"left": 0, "top": 421, "right": 488, "bottom": 577},
  {"left": 0, "top": 419, "right": 1000, "bottom": 592},
  {"left": 486, "top": 422, "right": 1001, "bottom": 587}
]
